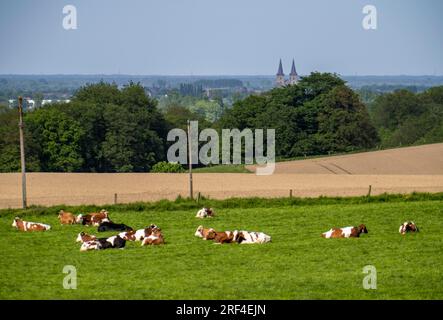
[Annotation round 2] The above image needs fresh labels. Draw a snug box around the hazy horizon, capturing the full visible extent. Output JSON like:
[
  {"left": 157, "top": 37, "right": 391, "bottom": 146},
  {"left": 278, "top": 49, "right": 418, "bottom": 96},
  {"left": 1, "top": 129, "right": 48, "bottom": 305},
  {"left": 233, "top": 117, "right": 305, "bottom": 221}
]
[{"left": 1, "top": 0, "right": 442, "bottom": 75}]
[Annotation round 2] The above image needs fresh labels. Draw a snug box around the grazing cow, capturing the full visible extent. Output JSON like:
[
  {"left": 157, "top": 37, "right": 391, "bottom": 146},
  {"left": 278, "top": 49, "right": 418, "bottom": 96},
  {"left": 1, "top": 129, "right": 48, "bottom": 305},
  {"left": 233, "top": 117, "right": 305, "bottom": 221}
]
[
  {"left": 80, "top": 235, "right": 126, "bottom": 252},
  {"left": 194, "top": 225, "right": 217, "bottom": 240},
  {"left": 322, "top": 224, "right": 368, "bottom": 238},
  {"left": 399, "top": 221, "right": 419, "bottom": 235},
  {"left": 234, "top": 231, "right": 271, "bottom": 244},
  {"left": 141, "top": 229, "right": 164, "bottom": 246},
  {"left": 58, "top": 210, "right": 76, "bottom": 225},
  {"left": 214, "top": 231, "right": 235, "bottom": 244},
  {"left": 76, "top": 232, "right": 97, "bottom": 243},
  {"left": 79, "top": 209, "right": 110, "bottom": 226},
  {"left": 195, "top": 207, "right": 215, "bottom": 218},
  {"left": 119, "top": 224, "right": 159, "bottom": 241},
  {"left": 12, "top": 217, "right": 51, "bottom": 232},
  {"left": 97, "top": 221, "right": 133, "bottom": 232}
]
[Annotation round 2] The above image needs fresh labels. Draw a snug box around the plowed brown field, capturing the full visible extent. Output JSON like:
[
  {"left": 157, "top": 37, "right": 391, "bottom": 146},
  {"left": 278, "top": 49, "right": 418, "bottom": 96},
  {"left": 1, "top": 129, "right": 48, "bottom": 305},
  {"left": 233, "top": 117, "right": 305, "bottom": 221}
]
[{"left": 1, "top": 144, "right": 442, "bottom": 209}]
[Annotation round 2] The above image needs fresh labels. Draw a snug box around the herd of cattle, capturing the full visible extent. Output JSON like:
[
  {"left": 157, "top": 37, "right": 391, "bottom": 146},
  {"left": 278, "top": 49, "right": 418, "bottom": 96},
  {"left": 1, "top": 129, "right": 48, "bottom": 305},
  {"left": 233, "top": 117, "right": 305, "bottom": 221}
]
[{"left": 11, "top": 206, "right": 420, "bottom": 251}]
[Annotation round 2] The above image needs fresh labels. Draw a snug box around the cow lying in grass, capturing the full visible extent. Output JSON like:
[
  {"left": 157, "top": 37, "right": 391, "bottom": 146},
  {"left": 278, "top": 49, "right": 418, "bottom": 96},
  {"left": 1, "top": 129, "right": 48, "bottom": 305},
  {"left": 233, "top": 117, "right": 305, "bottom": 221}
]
[
  {"left": 194, "top": 225, "right": 217, "bottom": 240},
  {"left": 141, "top": 229, "right": 165, "bottom": 246},
  {"left": 58, "top": 210, "right": 77, "bottom": 225},
  {"left": 78, "top": 209, "right": 110, "bottom": 226},
  {"left": 97, "top": 221, "right": 132, "bottom": 232},
  {"left": 195, "top": 226, "right": 235, "bottom": 244},
  {"left": 195, "top": 207, "right": 215, "bottom": 218},
  {"left": 119, "top": 224, "right": 160, "bottom": 241},
  {"left": 234, "top": 231, "right": 272, "bottom": 244},
  {"left": 195, "top": 226, "right": 271, "bottom": 244},
  {"left": 76, "top": 232, "right": 97, "bottom": 243},
  {"left": 80, "top": 235, "right": 126, "bottom": 251},
  {"left": 12, "top": 217, "right": 51, "bottom": 232},
  {"left": 399, "top": 221, "right": 419, "bottom": 234},
  {"left": 322, "top": 224, "right": 368, "bottom": 238},
  {"left": 213, "top": 231, "right": 236, "bottom": 244}
]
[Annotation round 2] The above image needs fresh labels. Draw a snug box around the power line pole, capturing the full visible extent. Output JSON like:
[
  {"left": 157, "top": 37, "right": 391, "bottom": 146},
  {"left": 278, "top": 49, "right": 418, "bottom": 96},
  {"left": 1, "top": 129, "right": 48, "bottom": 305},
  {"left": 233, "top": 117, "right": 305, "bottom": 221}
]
[
  {"left": 187, "top": 120, "right": 193, "bottom": 200},
  {"left": 18, "top": 96, "right": 27, "bottom": 209}
]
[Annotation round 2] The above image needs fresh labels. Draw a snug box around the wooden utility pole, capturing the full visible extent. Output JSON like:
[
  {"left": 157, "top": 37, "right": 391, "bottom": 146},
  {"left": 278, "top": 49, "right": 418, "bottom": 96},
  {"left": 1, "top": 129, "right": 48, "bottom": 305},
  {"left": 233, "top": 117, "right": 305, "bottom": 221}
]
[
  {"left": 187, "top": 120, "right": 194, "bottom": 200},
  {"left": 18, "top": 97, "right": 27, "bottom": 208}
]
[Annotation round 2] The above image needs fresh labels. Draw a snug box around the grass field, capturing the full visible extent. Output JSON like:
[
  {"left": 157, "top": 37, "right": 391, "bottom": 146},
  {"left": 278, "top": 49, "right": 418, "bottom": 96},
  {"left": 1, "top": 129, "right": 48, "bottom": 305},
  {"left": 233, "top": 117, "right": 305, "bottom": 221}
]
[{"left": 0, "top": 196, "right": 442, "bottom": 299}]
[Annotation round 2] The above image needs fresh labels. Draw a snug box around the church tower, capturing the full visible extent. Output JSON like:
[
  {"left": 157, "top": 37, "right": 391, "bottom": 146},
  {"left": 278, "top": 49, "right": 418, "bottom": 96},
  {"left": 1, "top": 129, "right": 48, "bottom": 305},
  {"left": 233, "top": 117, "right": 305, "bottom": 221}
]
[
  {"left": 276, "top": 59, "right": 285, "bottom": 87},
  {"left": 289, "top": 59, "right": 299, "bottom": 85}
]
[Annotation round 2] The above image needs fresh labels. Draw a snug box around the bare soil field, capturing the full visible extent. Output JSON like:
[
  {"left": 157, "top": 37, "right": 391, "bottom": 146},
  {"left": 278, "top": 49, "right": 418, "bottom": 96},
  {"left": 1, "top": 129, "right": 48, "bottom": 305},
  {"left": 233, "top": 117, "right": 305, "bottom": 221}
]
[
  {"left": 1, "top": 143, "right": 442, "bottom": 208},
  {"left": 248, "top": 143, "right": 443, "bottom": 174}
]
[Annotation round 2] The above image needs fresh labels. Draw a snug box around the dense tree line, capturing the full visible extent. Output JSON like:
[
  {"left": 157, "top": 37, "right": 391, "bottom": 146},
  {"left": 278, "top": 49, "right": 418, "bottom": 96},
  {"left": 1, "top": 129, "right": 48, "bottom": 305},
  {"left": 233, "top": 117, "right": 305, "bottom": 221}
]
[
  {"left": 0, "top": 82, "right": 168, "bottom": 172},
  {"left": 1, "top": 74, "right": 442, "bottom": 172},
  {"left": 218, "top": 73, "right": 379, "bottom": 157},
  {"left": 370, "top": 86, "right": 443, "bottom": 147}
]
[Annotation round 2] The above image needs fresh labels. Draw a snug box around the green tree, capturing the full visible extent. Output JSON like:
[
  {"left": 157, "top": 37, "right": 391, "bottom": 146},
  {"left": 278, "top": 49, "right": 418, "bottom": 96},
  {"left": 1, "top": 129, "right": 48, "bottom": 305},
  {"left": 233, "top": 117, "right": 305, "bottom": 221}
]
[
  {"left": 219, "top": 73, "right": 379, "bottom": 158},
  {"left": 25, "top": 106, "right": 85, "bottom": 172},
  {"left": 0, "top": 105, "right": 41, "bottom": 172}
]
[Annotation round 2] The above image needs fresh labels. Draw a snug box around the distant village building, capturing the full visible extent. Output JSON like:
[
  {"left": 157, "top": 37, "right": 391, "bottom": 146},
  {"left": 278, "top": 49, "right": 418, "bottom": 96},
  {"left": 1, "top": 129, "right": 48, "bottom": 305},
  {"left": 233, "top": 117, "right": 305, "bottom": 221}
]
[{"left": 275, "top": 59, "right": 299, "bottom": 87}]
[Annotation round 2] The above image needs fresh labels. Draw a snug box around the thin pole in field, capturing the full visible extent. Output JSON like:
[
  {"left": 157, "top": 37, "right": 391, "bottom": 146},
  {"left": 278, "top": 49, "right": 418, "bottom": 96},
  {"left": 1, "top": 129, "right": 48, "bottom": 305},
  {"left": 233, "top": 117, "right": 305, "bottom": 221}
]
[
  {"left": 18, "top": 97, "right": 27, "bottom": 209},
  {"left": 187, "top": 120, "right": 193, "bottom": 200}
]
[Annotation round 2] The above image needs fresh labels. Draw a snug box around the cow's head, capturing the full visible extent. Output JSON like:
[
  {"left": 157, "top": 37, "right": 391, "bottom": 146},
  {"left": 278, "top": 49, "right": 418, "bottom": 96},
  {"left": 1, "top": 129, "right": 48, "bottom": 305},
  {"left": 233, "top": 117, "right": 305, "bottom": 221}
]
[
  {"left": 195, "top": 225, "right": 204, "bottom": 238},
  {"left": 76, "top": 232, "right": 85, "bottom": 243},
  {"left": 407, "top": 221, "right": 419, "bottom": 232},
  {"left": 12, "top": 217, "right": 21, "bottom": 228},
  {"left": 149, "top": 224, "right": 160, "bottom": 231},
  {"left": 76, "top": 214, "right": 84, "bottom": 224},
  {"left": 358, "top": 224, "right": 368, "bottom": 234}
]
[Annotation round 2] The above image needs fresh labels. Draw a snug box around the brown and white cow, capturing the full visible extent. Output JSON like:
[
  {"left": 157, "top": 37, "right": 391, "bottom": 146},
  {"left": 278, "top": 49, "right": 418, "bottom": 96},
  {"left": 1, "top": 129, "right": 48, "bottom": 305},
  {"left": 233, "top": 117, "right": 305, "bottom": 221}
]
[
  {"left": 78, "top": 209, "right": 110, "bottom": 226},
  {"left": 80, "top": 240, "right": 101, "bottom": 252},
  {"left": 399, "top": 221, "right": 419, "bottom": 235},
  {"left": 234, "top": 230, "right": 272, "bottom": 244},
  {"left": 195, "top": 207, "right": 215, "bottom": 218},
  {"left": 141, "top": 229, "right": 165, "bottom": 246},
  {"left": 213, "top": 230, "right": 236, "bottom": 244},
  {"left": 321, "top": 224, "right": 368, "bottom": 238},
  {"left": 58, "top": 210, "right": 76, "bottom": 225},
  {"left": 194, "top": 225, "right": 217, "bottom": 240},
  {"left": 76, "top": 231, "right": 97, "bottom": 243},
  {"left": 12, "top": 217, "right": 51, "bottom": 232},
  {"left": 119, "top": 224, "right": 160, "bottom": 241}
]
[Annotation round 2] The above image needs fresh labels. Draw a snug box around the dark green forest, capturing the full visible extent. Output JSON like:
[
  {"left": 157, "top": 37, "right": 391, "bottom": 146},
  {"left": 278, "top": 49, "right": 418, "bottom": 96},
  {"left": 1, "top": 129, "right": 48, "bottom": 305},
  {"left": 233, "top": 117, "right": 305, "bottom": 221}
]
[{"left": 1, "top": 73, "right": 442, "bottom": 172}]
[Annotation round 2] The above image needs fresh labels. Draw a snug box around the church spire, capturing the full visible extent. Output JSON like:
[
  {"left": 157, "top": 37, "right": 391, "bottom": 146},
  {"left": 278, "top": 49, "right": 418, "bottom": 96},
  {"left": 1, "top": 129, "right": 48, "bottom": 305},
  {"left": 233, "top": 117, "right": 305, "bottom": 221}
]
[
  {"left": 289, "top": 59, "right": 299, "bottom": 85},
  {"left": 276, "top": 59, "right": 284, "bottom": 76},
  {"left": 276, "top": 59, "right": 285, "bottom": 87},
  {"left": 290, "top": 59, "right": 297, "bottom": 76}
]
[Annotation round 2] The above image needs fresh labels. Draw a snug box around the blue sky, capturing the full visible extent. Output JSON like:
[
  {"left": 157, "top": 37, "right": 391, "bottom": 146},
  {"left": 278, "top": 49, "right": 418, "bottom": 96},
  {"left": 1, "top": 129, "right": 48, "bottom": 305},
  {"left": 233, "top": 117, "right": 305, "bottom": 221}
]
[{"left": 0, "top": 0, "right": 442, "bottom": 75}]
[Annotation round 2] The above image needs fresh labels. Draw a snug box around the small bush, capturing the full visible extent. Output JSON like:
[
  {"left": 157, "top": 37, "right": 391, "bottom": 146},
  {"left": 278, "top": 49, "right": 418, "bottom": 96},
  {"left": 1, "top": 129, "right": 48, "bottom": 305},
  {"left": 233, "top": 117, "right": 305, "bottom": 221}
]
[{"left": 151, "top": 161, "right": 185, "bottom": 173}]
